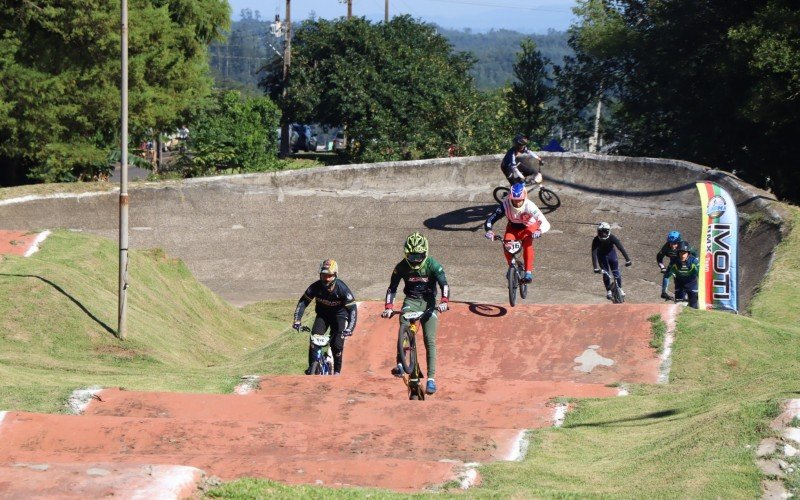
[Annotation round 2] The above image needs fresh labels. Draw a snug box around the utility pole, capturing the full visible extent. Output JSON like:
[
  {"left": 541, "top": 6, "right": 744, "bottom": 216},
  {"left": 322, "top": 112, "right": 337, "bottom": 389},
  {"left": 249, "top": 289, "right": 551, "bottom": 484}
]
[
  {"left": 591, "top": 98, "right": 602, "bottom": 153},
  {"left": 385, "top": 0, "right": 389, "bottom": 22},
  {"left": 348, "top": 0, "right": 352, "bottom": 19},
  {"left": 118, "top": 0, "right": 129, "bottom": 340},
  {"left": 278, "top": 0, "right": 292, "bottom": 157}
]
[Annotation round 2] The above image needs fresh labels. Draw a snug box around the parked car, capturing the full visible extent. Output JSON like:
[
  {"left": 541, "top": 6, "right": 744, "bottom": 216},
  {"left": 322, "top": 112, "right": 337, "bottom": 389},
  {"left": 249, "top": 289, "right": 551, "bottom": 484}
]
[{"left": 332, "top": 131, "right": 346, "bottom": 151}]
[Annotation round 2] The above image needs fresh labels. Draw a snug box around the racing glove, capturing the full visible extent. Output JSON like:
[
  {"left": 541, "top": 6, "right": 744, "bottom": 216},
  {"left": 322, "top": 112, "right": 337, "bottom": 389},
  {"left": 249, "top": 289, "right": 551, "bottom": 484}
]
[
  {"left": 532, "top": 230, "right": 542, "bottom": 239},
  {"left": 658, "top": 263, "right": 667, "bottom": 273},
  {"left": 593, "top": 268, "right": 601, "bottom": 274},
  {"left": 485, "top": 230, "right": 495, "bottom": 240},
  {"left": 625, "top": 260, "right": 632, "bottom": 267},
  {"left": 292, "top": 321, "right": 301, "bottom": 331},
  {"left": 437, "top": 302, "right": 449, "bottom": 313},
  {"left": 381, "top": 308, "right": 393, "bottom": 318},
  {"left": 341, "top": 329, "right": 353, "bottom": 337}
]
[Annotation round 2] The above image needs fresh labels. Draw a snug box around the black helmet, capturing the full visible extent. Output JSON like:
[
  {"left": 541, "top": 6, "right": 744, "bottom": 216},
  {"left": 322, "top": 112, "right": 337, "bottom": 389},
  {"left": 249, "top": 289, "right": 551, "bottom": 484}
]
[
  {"left": 513, "top": 134, "right": 529, "bottom": 147},
  {"left": 678, "top": 241, "right": 691, "bottom": 253}
]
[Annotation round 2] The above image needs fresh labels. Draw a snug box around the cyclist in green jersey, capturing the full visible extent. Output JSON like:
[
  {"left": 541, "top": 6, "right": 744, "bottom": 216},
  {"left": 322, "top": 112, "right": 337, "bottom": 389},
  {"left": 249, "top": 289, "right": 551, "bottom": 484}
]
[{"left": 381, "top": 232, "right": 450, "bottom": 395}]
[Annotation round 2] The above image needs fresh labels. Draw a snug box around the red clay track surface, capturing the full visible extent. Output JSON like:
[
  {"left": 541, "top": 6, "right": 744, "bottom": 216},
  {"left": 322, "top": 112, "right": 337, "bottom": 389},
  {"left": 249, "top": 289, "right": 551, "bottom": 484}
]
[
  {"left": 0, "top": 230, "right": 43, "bottom": 257},
  {"left": 0, "top": 301, "right": 675, "bottom": 496}
]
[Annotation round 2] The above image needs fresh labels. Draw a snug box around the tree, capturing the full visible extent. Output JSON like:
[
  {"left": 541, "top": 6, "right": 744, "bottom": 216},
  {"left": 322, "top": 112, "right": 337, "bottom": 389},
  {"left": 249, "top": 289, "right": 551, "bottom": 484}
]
[
  {"left": 260, "top": 15, "right": 500, "bottom": 162},
  {"left": 179, "top": 90, "right": 280, "bottom": 176},
  {"left": 0, "top": 0, "right": 230, "bottom": 185},
  {"left": 506, "top": 38, "right": 553, "bottom": 146},
  {"left": 556, "top": 0, "right": 800, "bottom": 201}
]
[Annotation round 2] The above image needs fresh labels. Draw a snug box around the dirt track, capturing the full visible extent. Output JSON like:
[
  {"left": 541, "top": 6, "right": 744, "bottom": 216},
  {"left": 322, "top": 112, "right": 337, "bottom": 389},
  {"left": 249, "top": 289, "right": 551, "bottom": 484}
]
[{"left": 0, "top": 302, "right": 675, "bottom": 495}]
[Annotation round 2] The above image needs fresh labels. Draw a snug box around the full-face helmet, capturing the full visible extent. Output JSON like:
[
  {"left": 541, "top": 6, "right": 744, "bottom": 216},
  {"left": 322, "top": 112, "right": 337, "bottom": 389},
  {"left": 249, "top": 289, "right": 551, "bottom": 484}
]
[
  {"left": 667, "top": 231, "right": 681, "bottom": 244},
  {"left": 508, "top": 182, "right": 528, "bottom": 208},
  {"left": 404, "top": 232, "right": 429, "bottom": 269},
  {"left": 319, "top": 259, "right": 338, "bottom": 283},
  {"left": 597, "top": 222, "right": 611, "bottom": 240}
]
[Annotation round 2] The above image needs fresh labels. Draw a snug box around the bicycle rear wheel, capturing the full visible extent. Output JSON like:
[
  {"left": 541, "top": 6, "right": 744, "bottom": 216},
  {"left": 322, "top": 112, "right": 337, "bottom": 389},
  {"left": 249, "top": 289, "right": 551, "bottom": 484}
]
[
  {"left": 507, "top": 266, "right": 518, "bottom": 307},
  {"left": 493, "top": 186, "right": 509, "bottom": 204},
  {"left": 398, "top": 325, "right": 417, "bottom": 375},
  {"left": 538, "top": 187, "right": 561, "bottom": 209}
]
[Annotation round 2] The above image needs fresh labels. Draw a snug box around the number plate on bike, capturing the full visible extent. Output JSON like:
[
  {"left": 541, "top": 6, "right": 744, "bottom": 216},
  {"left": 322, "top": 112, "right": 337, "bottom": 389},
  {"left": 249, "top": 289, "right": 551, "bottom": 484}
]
[
  {"left": 504, "top": 240, "right": 522, "bottom": 254},
  {"left": 310, "top": 334, "right": 330, "bottom": 347}
]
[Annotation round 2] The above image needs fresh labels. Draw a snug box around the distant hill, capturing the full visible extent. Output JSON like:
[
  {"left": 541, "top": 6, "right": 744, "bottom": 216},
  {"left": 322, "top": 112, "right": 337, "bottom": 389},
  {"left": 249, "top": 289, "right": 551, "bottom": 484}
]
[
  {"left": 209, "top": 19, "right": 571, "bottom": 93},
  {"left": 436, "top": 27, "right": 572, "bottom": 90}
]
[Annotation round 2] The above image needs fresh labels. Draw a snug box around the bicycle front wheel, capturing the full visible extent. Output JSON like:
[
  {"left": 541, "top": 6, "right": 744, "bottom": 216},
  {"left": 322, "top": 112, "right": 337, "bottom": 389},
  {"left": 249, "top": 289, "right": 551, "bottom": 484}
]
[
  {"left": 611, "top": 284, "right": 625, "bottom": 304},
  {"left": 308, "top": 361, "right": 323, "bottom": 375},
  {"left": 493, "top": 186, "right": 509, "bottom": 204},
  {"left": 538, "top": 187, "right": 561, "bottom": 209},
  {"left": 518, "top": 262, "right": 528, "bottom": 299},
  {"left": 398, "top": 325, "right": 417, "bottom": 375},
  {"left": 507, "top": 266, "right": 519, "bottom": 307}
]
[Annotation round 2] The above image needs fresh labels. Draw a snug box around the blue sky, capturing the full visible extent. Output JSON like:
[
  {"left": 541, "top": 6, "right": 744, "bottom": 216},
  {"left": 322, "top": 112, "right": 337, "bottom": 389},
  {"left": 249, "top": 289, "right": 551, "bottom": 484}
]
[{"left": 228, "top": 0, "right": 578, "bottom": 34}]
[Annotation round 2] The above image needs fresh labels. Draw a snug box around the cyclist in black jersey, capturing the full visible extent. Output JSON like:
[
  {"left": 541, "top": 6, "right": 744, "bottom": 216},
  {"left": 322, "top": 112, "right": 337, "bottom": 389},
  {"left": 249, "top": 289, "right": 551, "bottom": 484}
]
[
  {"left": 293, "top": 259, "right": 358, "bottom": 375},
  {"left": 591, "top": 222, "right": 633, "bottom": 300}
]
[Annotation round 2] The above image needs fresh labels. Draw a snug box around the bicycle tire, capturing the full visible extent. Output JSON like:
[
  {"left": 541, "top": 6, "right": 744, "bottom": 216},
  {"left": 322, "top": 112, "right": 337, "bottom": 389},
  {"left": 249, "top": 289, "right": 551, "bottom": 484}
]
[
  {"left": 308, "top": 361, "right": 323, "bottom": 375},
  {"left": 612, "top": 284, "right": 625, "bottom": 304},
  {"left": 507, "top": 266, "right": 518, "bottom": 307},
  {"left": 493, "top": 186, "right": 509, "bottom": 204},
  {"left": 398, "top": 325, "right": 417, "bottom": 375},
  {"left": 518, "top": 262, "right": 528, "bottom": 299},
  {"left": 538, "top": 187, "right": 561, "bottom": 209}
]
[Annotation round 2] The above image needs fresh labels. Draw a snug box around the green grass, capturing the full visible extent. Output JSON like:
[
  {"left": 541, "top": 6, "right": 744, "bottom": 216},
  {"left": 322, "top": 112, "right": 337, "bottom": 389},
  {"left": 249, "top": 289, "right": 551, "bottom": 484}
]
[
  {"left": 648, "top": 313, "right": 667, "bottom": 353},
  {"left": 0, "top": 230, "right": 308, "bottom": 413}
]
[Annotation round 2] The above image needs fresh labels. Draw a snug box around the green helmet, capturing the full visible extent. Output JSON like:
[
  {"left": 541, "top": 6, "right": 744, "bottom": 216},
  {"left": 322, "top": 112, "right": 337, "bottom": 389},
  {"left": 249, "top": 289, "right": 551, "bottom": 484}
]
[{"left": 404, "top": 232, "right": 428, "bottom": 269}]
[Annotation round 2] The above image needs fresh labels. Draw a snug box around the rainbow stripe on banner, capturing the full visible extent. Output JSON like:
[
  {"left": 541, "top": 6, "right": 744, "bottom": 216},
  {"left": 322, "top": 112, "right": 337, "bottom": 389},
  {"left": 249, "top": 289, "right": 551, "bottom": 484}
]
[{"left": 696, "top": 182, "right": 739, "bottom": 313}]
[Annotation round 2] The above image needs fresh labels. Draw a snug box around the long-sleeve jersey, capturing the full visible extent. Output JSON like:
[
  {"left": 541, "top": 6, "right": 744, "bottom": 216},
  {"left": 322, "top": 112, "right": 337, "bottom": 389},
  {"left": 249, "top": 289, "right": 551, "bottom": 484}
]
[
  {"left": 500, "top": 147, "right": 542, "bottom": 181},
  {"left": 591, "top": 234, "right": 631, "bottom": 268},
  {"left": 385, "top": 257, "right": 449, "bottom": 306},
  {"left": 294, "top": 279, "right": 357, "bottom": 330},
  {"left": 662, "top": 256, "right": 700, "bottom": 289},
  {"left": 485, "top": 198, "right": 551, "bottom": 232},
  {"left": 656, "top": 241, "right": 698, "bottom": 266}
]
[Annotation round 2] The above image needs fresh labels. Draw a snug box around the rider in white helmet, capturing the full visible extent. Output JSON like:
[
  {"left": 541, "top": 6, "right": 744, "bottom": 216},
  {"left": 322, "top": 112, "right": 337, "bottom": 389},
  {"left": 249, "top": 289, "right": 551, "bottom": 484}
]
[{"left": 591, "top": 222, "right": 632, "bottom": 300}]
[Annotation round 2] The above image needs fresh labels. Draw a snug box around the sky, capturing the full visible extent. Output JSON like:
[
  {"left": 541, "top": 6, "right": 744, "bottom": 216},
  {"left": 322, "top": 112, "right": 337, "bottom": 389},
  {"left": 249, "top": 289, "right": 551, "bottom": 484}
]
[{"left": 227, "top": 0, "right": 578, "bottom": 34}]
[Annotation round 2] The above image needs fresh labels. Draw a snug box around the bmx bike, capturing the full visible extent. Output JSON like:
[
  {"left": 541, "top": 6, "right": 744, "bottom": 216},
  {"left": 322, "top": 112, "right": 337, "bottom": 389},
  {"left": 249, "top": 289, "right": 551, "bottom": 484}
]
[
  {"left": 493, "top": 175, "right": 561, "bottom": 209},
  {"left": 492, "top": 235, "right": 529, "bottom": 307},
  {"left": 300, "top": 326, "right": 335, "bottom": 375},
  {"left": 600, "top": 268, "right": 625, "bottom": 304},
  {"left": 394, "top": 309, "right": 434, "bottom": 401}
]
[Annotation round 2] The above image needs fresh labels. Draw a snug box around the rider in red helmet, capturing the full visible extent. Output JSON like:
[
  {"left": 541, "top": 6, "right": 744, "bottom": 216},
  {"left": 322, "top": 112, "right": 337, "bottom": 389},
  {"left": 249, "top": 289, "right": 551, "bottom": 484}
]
[{"left": 484, "top": 182, "right": 551, "bottom": 283}]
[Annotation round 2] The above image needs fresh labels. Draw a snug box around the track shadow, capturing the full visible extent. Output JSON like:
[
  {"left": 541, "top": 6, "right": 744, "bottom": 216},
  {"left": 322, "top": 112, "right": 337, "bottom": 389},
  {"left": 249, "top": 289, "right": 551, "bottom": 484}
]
[
  {"left": 424, "top": 204, "right": 497, "bottom": 232},
  {"left": 466, "top": 302, "right": 507, "bottom": 318},
  {"left": 567, "top": 409, "right": 681, "bottom": 428},
  {"left": 0, "top": 273, "right": 116, "bottom": 336}
]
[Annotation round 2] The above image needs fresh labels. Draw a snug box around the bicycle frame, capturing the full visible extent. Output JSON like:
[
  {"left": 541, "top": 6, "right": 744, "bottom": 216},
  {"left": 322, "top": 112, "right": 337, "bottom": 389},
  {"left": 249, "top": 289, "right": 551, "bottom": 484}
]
[
  {"left": 492, "top": 175, "right": 561, "bottom": 209},
  {"left": 496, "top": 236, "right": 528, "bottom": 306},
  {"left": 301, "top": 326, "right": 334, "bottom": 375},
  {"left": 395, "top": 309, "right": 431, "bottom": 401},
  {"left": 600, "top": 268, "right": 624, "bottom": 304}
]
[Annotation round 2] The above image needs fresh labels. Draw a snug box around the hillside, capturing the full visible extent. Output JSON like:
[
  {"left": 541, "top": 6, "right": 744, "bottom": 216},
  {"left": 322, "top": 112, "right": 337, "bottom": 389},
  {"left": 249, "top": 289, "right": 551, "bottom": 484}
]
[{"left": 0, "top": 230, "right": 300, "bottom": 413}]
